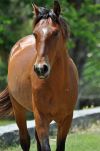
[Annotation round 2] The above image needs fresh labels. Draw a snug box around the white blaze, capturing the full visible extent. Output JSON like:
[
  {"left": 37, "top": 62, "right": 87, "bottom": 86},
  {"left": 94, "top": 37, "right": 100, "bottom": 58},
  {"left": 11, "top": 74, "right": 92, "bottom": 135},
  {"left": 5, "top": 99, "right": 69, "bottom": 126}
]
[{"left": 42, "top": 28, "right": 48, "bottom": 35}]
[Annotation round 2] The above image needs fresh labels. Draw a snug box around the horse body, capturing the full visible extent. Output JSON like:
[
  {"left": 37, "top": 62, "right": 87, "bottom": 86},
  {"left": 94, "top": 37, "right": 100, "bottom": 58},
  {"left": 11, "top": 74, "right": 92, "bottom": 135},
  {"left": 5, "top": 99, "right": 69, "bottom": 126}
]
[
  {"left": 8, "top": 35, "right": 36, "bottom": 111},
  {"left": 8, "top": 34, "right": 78, "bottom": 122},
  {"left": 0, "top": 1, "right": 78, "bottom": 151}
]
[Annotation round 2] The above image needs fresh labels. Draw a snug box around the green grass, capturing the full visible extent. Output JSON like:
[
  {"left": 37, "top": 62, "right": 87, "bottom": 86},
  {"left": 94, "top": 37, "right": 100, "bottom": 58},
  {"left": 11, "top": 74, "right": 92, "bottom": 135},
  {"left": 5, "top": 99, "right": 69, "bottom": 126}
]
[
  {"left": 0, "top": 119, "right": 15, "bottom": 126},
  {"left": 0, "top": 132, "right": 100, "bottom": 151}
]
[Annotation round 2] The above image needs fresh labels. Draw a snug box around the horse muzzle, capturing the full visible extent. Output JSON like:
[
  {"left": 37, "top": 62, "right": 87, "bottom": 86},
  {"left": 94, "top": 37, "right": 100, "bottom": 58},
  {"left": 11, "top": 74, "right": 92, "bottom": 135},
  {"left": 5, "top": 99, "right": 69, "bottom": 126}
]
[{"left": 34, "top": 63, "right": 50, "bottom": 79}]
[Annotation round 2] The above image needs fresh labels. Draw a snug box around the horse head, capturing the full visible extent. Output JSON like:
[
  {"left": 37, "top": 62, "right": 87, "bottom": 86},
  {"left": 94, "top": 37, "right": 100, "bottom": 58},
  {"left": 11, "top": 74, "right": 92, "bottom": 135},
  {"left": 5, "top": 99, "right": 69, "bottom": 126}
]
[{"left": 33, "top": 1, "right": 69, "bottom": 79}]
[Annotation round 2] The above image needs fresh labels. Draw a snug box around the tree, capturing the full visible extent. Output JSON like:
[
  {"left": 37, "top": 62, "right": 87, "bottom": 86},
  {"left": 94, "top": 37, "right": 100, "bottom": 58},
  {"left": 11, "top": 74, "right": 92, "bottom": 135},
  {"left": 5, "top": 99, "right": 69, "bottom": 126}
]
[
  {"left": 0, "top": 0, "right": 33, "bottom": 90},
  {"left": 62, "top": 0, "right": 99, "bottom": 78},
  {"left": 61, "top": 0, "right": 100, "bottom": 108}
]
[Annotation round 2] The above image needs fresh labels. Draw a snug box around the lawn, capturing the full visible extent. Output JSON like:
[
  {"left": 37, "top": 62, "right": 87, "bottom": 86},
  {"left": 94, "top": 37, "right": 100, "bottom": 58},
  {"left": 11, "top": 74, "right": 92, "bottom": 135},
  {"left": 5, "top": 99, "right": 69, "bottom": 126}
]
[
  {"left": 0, "top": 119, "right": 15, "bottom": 126},
  {"left": 0, "top": 132, "right": 100, "bottom": 151}
]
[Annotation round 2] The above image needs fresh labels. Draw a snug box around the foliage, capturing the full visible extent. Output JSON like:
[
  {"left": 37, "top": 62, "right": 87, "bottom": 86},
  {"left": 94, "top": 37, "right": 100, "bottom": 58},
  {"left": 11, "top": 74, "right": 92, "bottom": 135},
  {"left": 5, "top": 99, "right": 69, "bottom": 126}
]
[
  {"left": 61, "top": 0, "right": 100, "bottom": 96},
  {"left": 0, "top": 0, "right": 33, "bottom": 50},
  {"left": 63, "top": 1, "right": 100, "bottom": 50},
  {"left": 0, "top": 58, "right": 7, "bottom": 90},
  {"left": 0, "top": 0, "right": 33, "bottom": 89},
  {"left": 81, "top": 47, "right": 100, "bottom": 96}
]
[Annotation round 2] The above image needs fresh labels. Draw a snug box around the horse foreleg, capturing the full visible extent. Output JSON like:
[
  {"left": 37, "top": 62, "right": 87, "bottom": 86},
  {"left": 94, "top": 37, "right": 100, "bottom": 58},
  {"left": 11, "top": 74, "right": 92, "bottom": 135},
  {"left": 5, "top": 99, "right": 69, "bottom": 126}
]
[
  {"left": 35, "top": 128, "right": 42, "bottom": 151},
  {"left": 56, "top": 113, "right": 73, "bottom": 151},
  {"left": 10, "top": 96, "right": 30, "bottom": 151},
  {"left": 34, "top": 110, "right": 51, "bottom": 151}
]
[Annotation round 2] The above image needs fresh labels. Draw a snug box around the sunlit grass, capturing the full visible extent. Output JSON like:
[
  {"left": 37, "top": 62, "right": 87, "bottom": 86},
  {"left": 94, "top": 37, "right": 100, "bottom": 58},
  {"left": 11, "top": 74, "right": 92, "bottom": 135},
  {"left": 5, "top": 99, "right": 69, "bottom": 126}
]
[
  {"left": 1, "top": 132, "right": 100, "bottom": 151},
  {"left": 0, "top": 119, "right": 15, "bottom": 126}
]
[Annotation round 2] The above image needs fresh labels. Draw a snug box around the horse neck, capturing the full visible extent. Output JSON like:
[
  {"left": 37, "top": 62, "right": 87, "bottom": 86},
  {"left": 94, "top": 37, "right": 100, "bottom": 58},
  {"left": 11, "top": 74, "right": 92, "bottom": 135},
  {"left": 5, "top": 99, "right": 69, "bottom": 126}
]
[
  {"left": 55, "top": 44, "right": 68, "bottom": 66},
  {"left": 51, "top": 45, "right": 69, "bottom": 78}
]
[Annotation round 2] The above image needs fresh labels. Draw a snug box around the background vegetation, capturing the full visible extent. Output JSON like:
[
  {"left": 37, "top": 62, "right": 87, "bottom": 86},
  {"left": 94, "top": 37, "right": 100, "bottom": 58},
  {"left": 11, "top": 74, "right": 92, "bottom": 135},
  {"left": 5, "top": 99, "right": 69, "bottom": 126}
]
[{"left": 0, "top": 0, "right": 100, "bottom": 108}]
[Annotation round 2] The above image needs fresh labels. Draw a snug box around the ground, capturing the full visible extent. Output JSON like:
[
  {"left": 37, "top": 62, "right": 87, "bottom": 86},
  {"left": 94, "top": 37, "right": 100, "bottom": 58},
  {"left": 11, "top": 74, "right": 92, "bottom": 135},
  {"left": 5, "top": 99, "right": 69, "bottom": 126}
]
[{"left": 0, "top": 121, "right": 100, "bottom": 151}]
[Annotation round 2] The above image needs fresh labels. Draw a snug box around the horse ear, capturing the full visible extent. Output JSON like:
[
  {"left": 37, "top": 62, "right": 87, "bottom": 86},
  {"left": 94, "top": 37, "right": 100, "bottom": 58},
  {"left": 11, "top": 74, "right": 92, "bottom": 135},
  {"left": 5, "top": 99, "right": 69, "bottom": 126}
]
[
  {"left": 53, "top": 0, "right": 61, "bottom": 17},
  {"left": 32, "top": 4, "right": 39, "bottom": 16}
]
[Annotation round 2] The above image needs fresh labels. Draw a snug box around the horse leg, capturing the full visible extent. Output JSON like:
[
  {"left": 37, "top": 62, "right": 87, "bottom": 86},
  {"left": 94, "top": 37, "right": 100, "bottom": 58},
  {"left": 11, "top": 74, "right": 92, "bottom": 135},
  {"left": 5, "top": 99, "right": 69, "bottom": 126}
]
[
  {"left": 10, "top": 96, "right": 30, "bottom": 151},
  {"left": 34, "top": 110, "right": 51, "bottom": 151},
  {"left": 56, "top": 113, "right": 73, "bottom": 151},
  {"left": 35, "top": 128, "right": 41, "bottom": 151}
]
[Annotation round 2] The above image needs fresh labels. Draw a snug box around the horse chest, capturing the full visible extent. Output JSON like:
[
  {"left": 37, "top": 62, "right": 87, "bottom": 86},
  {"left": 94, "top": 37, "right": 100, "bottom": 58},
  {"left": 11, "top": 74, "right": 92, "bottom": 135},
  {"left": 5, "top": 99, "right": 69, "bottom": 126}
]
[{"left": 32, "top": 84, "right": 65, "bottom": 115}]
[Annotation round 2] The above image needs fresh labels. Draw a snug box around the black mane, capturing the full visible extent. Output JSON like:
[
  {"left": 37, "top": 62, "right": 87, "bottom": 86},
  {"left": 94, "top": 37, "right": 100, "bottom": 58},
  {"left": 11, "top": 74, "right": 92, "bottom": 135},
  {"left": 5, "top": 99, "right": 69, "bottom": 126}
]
[
  {"left": 33, "top": 7, "right": 70, "bottom": 39},
  {"left": 33, "top": 7, "right": 59, "bottom": 26}
]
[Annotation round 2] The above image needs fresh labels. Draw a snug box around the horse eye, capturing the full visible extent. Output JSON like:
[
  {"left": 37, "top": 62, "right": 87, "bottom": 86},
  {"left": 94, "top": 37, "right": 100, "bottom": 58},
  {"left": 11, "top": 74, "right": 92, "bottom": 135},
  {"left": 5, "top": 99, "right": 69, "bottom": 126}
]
[{"left": 53, "top": 30, "right": 59, "bottom": 37}]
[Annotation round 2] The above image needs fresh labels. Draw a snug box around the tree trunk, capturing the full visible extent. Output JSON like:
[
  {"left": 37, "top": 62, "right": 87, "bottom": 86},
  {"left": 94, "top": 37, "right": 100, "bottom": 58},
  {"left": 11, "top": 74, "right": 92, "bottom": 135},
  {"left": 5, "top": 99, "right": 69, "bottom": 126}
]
[
  {"left": 70, "top": 39, "right": 88, "bottom": 78},
  {"left": 67, "top": 0, "right": 84, "bottom": 9},
  {"left": 67, "top": 0, "right": 88, "bottom": 78},
  {"left": 67, "top": 0, "right": 89, "bottom": 109}
]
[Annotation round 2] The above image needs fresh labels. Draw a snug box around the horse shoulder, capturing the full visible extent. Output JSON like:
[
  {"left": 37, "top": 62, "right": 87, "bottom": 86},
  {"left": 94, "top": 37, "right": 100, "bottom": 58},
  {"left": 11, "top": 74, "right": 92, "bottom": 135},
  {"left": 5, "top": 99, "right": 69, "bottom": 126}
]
[
  {"left": 8, "top": 35, "right": 36, "bottom": 111},
  {"left": 9, "top": 35, "right": 36, "bottom": 59}
]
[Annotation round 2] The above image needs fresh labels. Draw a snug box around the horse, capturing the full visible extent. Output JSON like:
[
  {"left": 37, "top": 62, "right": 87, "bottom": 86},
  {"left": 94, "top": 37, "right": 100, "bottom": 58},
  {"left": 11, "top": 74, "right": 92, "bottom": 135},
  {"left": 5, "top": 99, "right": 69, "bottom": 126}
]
[{"left": 0, "top": 1, "right": 78, "bottom": 151}]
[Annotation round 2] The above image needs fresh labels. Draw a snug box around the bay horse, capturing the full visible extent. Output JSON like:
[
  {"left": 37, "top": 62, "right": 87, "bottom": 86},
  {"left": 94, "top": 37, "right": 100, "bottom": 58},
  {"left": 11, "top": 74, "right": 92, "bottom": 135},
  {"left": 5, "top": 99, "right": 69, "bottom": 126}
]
[{"left": 0, "top": 1, "right": 78, "bottom": 151}]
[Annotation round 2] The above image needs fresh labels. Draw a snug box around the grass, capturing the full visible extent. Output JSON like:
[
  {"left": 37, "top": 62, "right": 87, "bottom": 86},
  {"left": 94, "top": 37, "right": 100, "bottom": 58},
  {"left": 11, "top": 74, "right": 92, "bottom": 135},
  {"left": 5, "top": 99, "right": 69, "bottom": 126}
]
[
  {"left": 0, "top": 119, "right": 15, "bottom": 126},
  {"left": 0, "top": 120, "right": 100, "bottom": 151},
  {"left": 0, "top": 132, "right": 100, "bottom": 151}
]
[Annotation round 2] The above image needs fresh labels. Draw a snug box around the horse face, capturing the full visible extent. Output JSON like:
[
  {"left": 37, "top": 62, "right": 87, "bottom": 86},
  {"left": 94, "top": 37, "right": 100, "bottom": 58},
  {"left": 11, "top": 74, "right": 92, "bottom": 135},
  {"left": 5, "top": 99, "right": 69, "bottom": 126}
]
[
  {"left": 33, "top": 19, "right": 62, "bottom": 79},
  {"left": 33, "top": 3, "right": 63, "bottom": 79}
]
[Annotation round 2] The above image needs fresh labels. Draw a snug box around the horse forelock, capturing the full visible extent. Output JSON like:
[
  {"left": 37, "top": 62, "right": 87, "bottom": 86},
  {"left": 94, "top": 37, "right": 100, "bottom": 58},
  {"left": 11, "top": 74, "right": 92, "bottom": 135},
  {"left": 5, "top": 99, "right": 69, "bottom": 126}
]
[
  {"left": 33, "top": 7, "right": 70, "bottom": 40},
  {"left": 33, "top": 7, "right": 59, "bottom": 27}
]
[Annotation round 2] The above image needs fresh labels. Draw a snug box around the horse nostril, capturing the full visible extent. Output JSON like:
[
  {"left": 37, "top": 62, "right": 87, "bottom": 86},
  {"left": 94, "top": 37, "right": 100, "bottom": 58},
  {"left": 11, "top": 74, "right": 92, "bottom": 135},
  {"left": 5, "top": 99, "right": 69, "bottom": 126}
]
[
  {"left": 34, "top": 64, "right": 49, "bottom": 77},
  {"left": 43, "top": 64, "right": 48, "bottom": 74}
]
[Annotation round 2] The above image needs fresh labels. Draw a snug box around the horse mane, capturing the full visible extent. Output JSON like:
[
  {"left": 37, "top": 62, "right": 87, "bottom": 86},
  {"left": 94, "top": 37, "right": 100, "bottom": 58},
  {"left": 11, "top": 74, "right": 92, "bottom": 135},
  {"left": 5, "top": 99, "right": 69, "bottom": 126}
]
[
  {"left": 59, "top": 17, "right": 70, "bottom": 39},
  {"left": 33, "top": 7, "right": 70, "bottom": 39}
]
